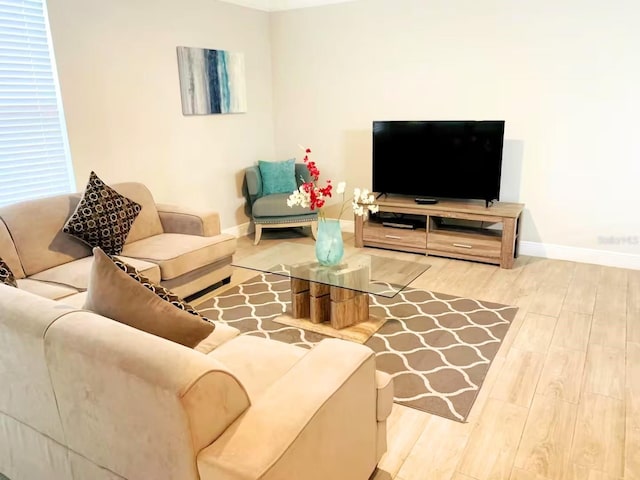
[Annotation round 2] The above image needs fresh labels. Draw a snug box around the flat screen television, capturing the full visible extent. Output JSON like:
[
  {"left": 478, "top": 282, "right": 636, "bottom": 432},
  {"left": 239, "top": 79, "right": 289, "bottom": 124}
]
[{"left": 372, "top": 120, "right": 505, "bottom": 205}]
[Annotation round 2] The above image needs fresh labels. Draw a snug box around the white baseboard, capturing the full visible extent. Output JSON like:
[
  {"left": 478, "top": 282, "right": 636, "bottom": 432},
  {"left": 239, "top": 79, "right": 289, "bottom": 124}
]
[
  {"left": 519, "top": 241, "right": 640, "bottom": 270},
  {"left": 223, "top": 221, "right": 252, "bottom": 237}
]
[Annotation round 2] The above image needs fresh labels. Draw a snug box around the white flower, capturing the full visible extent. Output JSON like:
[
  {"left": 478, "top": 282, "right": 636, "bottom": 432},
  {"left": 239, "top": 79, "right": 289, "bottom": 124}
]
[
  {"left": 353, "top": 203, "right": 365, "bottom": 216},
  {"left": 287, "top": 187, "right": 312, "bottom": 209},
  {"left": 337, "top": 181, "right": 346, "bottom": 194}
]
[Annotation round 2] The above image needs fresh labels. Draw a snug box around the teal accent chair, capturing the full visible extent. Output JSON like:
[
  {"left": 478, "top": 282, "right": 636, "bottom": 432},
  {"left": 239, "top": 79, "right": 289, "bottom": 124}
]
[{"left": 244, "top": 163, "right": 318, "bottom": 245}]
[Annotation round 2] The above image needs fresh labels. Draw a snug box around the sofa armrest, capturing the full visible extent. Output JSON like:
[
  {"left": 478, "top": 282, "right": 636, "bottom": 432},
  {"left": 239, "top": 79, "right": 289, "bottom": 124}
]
[
  {"left": 45, "top": 311, "right": 250, "bottom": 479},
  {"left": 156, "top": 203, "right": 221, "bottom": 236},
  {"left": 197, "top": 338, "right": 380, "bottom": 480}
]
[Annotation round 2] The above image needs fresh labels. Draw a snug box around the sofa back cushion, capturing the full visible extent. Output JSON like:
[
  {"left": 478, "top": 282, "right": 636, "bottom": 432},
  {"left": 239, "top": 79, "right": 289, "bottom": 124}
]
[
  {"left": 0, "top": 193, "right": 92, "bottom": 276},
  {"left": 44, "top": 311, "right": 250, "bottom": 480},
  {"left": 111, "top": 182, "right": 163, "bottom": 243},
  {"left": 0, "top": 285, "right": 75, "bottom": 444}
]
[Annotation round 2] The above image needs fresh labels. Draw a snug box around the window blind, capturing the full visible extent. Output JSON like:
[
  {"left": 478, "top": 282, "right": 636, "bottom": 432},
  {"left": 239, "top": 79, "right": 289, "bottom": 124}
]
[{"left": 0, "top": 0, "right": 74, "bottom": 207}]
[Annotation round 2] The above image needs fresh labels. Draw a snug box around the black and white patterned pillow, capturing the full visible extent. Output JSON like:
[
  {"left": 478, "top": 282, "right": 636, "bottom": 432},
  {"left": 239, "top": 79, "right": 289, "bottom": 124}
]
[
  {"left": 63, "top": 171, "right": 142, "bottom": 256},
  {"left": 0, "top": 257, "right": 17, "bottom": 288},
  {"left": 111, "top": 256, "right": 213, "bottom": 325}
]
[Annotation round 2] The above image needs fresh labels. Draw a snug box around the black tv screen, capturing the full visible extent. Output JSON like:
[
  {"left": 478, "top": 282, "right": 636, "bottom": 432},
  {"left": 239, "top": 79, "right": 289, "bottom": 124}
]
[{"left": 372, "top": 120, "right": 505, "bottom": 203}]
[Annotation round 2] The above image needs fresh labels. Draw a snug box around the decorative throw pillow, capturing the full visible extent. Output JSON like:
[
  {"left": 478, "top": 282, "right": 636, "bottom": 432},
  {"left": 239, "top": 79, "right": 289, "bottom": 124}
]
[
  {"left": 84, "top": 248, "right": 215, "bottom": 348},
  {"left": 63, "top": 171, "right": 142, "bottom": 255},
  {"left": 111, "top": 255, "right": 206, "bottom": 319},
  {"left": 0, "top": 257, "right": 17, "bottom": 287},
  {"left": 258, "top": 158, "right": 297, "bottom": 195}
]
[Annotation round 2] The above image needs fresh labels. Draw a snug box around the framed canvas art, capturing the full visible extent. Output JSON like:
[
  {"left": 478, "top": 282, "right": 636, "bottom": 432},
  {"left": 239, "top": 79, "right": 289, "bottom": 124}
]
[{"left": 176, "top": 46, "right": 247, "bottom": 115}]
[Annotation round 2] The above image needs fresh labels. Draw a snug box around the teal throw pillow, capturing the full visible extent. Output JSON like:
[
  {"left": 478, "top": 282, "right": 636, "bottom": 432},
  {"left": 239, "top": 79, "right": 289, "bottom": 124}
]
[{"left": 258, "top": 159, "right": 297, "bottom": 195}]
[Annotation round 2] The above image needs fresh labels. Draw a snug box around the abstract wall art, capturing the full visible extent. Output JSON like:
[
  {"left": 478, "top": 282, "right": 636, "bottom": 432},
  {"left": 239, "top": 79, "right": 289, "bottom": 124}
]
[{"left": 176, "top": 46, "right": 247, "bottom": 115}]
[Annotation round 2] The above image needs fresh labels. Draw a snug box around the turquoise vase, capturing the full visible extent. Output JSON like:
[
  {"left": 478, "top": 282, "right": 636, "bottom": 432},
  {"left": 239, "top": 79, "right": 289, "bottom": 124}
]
[{"left": 315, "top": 219, "right": 344, "bottom": 266}]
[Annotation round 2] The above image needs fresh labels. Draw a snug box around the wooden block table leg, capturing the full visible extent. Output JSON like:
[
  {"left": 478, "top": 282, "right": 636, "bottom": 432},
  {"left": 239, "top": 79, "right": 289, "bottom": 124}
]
[
  {"left": 311, "top": 296, "right": 330, "bottom": 324},
  {"left": 330, "top": 297, "right": 356, "bottom": 329},
  {"left": 291, "top": 278, "right": 310, "bottom": 318},
  {"left": 330, "top": 292, "right": 370, "bottom": 329},
  {"left": 355, "top": 293, "right": 369, "bottom": 323},
  {"left": 292, "top": 292, "right": 310, "bottom": 318},
  {"left": 310, "top": 281, "right": 330, "bottom": 324}
]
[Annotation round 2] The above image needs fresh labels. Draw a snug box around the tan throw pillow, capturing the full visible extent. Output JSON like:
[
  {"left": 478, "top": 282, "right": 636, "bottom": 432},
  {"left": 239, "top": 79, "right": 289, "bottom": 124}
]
[
  {"left": 63, "top": 171, "right": 142, "bottom": 255},
  {"left": 111, "top": 255, "right": 206, "bottom": 318},
  {"left": 0, "top": 257, "right": 17, "bottom": 287},
  {"left": 84, "top": 247, "right": 214, "bottom": 348}
]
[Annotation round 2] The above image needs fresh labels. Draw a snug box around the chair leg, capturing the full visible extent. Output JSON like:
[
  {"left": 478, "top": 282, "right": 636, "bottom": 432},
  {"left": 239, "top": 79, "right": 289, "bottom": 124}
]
[
  {"left": 310, "top": 221, "right": 318, "bottom": 240},
  {"left": 254, "top": 224, "right": 263, "bottom": 245}
]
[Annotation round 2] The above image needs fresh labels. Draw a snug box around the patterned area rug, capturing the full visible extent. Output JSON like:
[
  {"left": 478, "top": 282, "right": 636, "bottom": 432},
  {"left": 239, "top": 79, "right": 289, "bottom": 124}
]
[{"left": 196, "top": 273, "right": 518, "bottom": 422}]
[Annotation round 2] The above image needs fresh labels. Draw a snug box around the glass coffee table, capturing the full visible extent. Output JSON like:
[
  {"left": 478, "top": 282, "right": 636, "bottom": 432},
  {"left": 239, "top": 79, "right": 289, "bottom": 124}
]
[{"left": 233, "top": 242, "right": 430, "bottom": 339}]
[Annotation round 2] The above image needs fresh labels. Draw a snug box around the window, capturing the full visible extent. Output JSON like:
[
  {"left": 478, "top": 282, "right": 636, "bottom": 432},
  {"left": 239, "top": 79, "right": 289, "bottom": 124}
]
[{"left": 0, "top": 0, "right": 75, "bottom": 207}]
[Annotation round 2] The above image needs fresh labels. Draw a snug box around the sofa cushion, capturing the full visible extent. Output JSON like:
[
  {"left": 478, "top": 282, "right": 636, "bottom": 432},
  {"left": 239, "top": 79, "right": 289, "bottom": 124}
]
[
  {"left": 0, "top": 193, "right": 91, "bottom": 276},
  {"left": 207, "top": 335, "right": 306, "bottom": 399},
  {"left": 111, "top": 182, "right": 164, "bottom": 244},
  {"left": 258, "top": 159, "right": 297, "bottom": 195},
  {"left": 252, "top": 193, "right": 317, "bottom": 218},
  {"left": 121, "top": 233, "right": 237, "bottom": 281},
  {"left": 193, "top": 322, "right": 240, "bottom": 354},
  {"left": 57, "top": 292, "right": 87, "bottom": 308},
  {"left": 0, "top": 257, "right": 17, "bottom": 287},
  {"left": 16, "top": 279, "right": 79, "bottom": 301},
  {"left": 63, "top": 171, "right": 142, "bottom": 255},
  {"left": 84, "top": 248, "right": 214, "bottom": 348},
  {"left": 29, "top": 255, "right": 160, "bottom": 291}
]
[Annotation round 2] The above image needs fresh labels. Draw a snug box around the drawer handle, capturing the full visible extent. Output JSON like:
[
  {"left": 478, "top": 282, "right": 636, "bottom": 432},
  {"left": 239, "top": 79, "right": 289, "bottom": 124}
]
[
  {"left": 453, "top": 243, "right": 473, "bottom": 249},
  {"left": 385, "top": 235, "right": 403, "bottom": 239}
]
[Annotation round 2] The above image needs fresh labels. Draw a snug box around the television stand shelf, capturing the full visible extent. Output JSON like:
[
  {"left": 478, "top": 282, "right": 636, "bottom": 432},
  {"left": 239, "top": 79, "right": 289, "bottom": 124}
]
[{"left": 354, "top": 196, "right": 525, "bottom": 269}]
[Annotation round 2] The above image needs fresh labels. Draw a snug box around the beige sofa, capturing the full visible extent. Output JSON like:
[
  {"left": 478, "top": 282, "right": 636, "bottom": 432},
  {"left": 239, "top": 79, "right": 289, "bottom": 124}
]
[
  {"left": 0, "top": 284, "right": 393, "bottom": 480},
  {"left": 0, "top": 182, "right": 236, "bottom": 302}
]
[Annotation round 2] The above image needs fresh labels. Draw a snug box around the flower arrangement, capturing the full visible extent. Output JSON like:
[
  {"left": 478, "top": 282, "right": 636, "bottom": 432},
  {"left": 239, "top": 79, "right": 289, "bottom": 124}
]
[{"left": 287, "top": 147, "right": 379, "bottom": 219}]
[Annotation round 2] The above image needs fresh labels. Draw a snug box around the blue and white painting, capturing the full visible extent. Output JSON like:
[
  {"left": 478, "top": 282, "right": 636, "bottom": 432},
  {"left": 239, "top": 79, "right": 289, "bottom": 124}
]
[{"left": 176, "top": 46, "right": 247, "bottom": 115}]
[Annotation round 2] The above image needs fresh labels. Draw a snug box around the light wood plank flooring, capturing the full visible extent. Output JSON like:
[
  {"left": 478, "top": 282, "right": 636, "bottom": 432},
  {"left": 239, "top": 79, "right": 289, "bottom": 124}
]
[{"left": 214, "top": 231, "right": 639, "bottom": 480}]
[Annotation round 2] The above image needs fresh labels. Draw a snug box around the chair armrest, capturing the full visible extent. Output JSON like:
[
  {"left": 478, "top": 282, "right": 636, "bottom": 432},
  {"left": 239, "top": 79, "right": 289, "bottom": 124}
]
[
  {"left": 197, "top": 339, "right": 379, "bottom": 480},
  {"left": 244, "top": 166, "right": 262, "bottom": 209},
  {"left": 156, "top": 203, "right": 221, "bottom": 236}
]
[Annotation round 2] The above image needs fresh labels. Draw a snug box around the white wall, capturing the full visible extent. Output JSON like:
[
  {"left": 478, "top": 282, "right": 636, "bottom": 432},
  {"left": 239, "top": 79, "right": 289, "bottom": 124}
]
[
  {"left": 270, "top": 0, "right": 640, "bottom": 265},
  {"left": 47, "top": 0, "right": 274, "bottom": 229}
]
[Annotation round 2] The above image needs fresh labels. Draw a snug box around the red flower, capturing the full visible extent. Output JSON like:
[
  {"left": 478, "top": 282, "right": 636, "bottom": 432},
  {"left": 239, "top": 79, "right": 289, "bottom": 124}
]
[{"left": 297, "top": 147, "right": 334, "bottom": 212}]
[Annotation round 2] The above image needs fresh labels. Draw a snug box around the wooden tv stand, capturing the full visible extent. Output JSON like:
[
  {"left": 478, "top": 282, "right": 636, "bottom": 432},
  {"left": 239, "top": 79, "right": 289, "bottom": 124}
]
[{"left": 354, "top": 196, "right": 525, "bottom": 269}]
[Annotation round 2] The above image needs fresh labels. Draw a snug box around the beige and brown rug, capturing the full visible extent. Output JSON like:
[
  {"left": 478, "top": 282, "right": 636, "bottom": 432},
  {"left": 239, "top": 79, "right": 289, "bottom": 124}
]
[{"left": 196, "top": 273, "right": 517, "bottom": 422}]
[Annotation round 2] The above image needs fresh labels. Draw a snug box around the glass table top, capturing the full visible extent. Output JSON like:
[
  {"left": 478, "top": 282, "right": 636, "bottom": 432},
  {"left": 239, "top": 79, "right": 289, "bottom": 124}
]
[{"left": 232, "top": 242, "right": 430, "bottom": 298}]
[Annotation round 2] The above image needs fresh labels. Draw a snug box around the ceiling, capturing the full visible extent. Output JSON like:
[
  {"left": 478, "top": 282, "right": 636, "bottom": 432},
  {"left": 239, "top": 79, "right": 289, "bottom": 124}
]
[{"left": 218, "top": 0, "right": 356, "bottom": 12}]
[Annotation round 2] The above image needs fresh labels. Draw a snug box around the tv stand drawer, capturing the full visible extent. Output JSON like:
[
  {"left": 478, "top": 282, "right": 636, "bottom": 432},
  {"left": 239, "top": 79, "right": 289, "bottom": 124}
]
[
  {"left": 363, "top": 223, "right": 426, "bottom": 250},
  {"left": 427, "top": 231, "right": 501, "bottom": 258}
]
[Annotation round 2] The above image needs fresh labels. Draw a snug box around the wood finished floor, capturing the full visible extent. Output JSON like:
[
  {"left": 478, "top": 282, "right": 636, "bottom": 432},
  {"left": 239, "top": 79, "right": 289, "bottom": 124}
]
[{"left": 217, "top": 231, "right": 639, "bottom": 480}]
